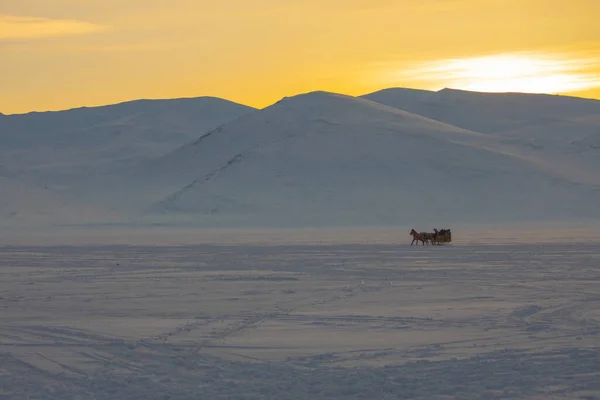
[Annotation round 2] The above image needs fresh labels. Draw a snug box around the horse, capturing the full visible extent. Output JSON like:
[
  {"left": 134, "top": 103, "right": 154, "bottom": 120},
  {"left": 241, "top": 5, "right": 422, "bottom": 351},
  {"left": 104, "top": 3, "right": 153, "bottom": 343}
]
[{"left": 410, "top": 229, "right": 428, "bottom": 245}]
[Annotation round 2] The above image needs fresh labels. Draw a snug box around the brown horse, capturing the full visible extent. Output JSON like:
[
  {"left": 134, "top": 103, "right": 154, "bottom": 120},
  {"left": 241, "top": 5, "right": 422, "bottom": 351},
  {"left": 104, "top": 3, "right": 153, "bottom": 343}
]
[{"left": 410, "top": 229, "right": 428, "bottom": 245}]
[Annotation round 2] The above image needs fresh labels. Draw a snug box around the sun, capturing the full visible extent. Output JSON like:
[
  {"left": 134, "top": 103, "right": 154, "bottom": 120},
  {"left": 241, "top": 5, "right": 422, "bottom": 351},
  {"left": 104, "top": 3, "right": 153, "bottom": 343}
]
[{"left": 386, "top": 53, "right": 600, "bottom": 95}]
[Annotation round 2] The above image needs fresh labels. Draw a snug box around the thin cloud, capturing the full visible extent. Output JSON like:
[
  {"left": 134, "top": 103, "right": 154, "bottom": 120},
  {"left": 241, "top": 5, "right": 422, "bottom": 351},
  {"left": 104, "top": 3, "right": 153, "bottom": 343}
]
[
  {"left": 0, "top": 14, "right": 110, "bottom": 40},
  {"left": 81, "top": 42, "right": 182, "bottom": 53},
  {"left": 378, "top": 52, "right": 600, "bottom": 95}
]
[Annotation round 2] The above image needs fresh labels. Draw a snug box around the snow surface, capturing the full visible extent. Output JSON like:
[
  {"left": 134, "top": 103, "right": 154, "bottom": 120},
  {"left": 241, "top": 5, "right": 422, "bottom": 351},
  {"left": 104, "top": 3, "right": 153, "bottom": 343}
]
[{"left": 2, "top": 230, "right": 600, "bottom": 399}]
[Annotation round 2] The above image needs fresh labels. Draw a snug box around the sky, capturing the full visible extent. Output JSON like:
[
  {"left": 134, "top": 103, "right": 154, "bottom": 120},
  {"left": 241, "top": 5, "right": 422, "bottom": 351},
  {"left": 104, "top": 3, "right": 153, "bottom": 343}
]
[{"left": 1, "top": 0, "right": 599, "bottom": 114}]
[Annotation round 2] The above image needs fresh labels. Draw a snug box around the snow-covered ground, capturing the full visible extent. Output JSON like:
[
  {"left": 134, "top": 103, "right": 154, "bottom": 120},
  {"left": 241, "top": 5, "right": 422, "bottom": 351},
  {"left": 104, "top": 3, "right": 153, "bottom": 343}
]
[{"left": 2, "top": 229, "right": 600, "bottom": 399}]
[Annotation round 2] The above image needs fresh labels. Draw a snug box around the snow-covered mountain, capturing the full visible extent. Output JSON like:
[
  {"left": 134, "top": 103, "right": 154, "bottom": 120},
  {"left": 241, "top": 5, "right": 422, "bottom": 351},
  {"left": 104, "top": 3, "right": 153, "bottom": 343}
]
[
  {"left": 0, "top": 176, "right": 123, "bottom": 228},
  {"left": 362, "top": 88, "right": 600, "bottom": 136},
  {"left": 141, "top": 91, "right": 600, "bottom": 227},
  {"left": 363, "top": 88, "right": 600, "bottom": 186},
  {"left": 359, "top": 88, "right": 435, "bottom": 111},
  {"left": 0, "top": 97, "right": 255, "bottom": 186},
  {"left": 3, "top": 88, "right": 600, "bottom": 229}
]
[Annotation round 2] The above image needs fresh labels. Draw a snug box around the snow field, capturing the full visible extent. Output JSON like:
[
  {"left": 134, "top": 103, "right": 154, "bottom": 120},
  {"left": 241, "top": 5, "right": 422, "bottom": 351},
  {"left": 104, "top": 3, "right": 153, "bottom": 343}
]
[{"left": 2, "top": 234, "right": 600, "bottom": 399}]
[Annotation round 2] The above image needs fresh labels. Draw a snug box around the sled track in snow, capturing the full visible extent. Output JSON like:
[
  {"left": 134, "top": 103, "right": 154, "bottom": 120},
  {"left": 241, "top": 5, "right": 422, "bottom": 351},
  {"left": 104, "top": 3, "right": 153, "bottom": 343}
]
[{"left": 1, "top": 241, "right": 600, "bottom": 399}]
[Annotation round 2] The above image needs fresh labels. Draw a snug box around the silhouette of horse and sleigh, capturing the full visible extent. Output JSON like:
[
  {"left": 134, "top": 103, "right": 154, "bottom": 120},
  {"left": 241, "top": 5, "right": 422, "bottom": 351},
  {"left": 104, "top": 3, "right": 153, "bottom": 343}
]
[{"left": 410, "top": 228, "right": 452, "bottom": 245}]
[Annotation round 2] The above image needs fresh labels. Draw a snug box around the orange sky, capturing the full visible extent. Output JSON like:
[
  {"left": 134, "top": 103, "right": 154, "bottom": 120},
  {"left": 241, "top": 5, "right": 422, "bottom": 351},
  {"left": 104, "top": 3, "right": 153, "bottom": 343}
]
[{"left": 1, "top": 0, "right": 599, "bottom": 114}]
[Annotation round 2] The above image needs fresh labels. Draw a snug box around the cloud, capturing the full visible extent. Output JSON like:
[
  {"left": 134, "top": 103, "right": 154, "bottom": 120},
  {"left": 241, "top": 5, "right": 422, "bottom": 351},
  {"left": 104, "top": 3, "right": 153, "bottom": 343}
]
[
  {"left": 2, "top": 40, "right": 183, "bottom": 54},
  {"left": 378, "top": 51, "right": 600, "bottom": 95},
  {"left": 0, "top": 14, "right": 110, "bottom": 40},
  {"left": 80, "top": 42, "right": 182, "bottom": 53}
]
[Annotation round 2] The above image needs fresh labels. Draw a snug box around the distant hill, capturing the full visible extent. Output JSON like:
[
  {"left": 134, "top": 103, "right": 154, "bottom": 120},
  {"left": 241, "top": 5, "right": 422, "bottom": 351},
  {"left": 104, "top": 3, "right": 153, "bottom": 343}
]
[
  {"left": 3, "top": 89, "right": 600, "bottom": 229},
  {"left": 359, "top": 88, "right": 435, "bottom": 111},
  {"left": 0, "top": 177, "right": 122, "bottom": 228},
  {"left": 363, "top": 88, "right": 600, "bottom": 186},
  {"left": 139, "top": 91, "right": 600, "bottom": 227},
  {"left": 0, "top": 97, "right": 256, "bottom": 185},
  {"left": 362, "top": 88, "right": 600, "bottom": 135}
]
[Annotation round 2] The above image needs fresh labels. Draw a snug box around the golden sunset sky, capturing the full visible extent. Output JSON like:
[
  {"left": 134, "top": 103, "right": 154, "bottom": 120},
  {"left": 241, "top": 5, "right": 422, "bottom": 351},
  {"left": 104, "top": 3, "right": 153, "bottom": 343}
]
[{"left": 1, "top": 0, "right": 599, "bottom": 114}]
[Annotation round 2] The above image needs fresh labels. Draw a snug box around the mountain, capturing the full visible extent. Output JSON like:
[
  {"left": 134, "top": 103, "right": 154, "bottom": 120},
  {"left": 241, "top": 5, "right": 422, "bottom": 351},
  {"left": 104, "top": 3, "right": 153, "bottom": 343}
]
[
  {"left": 127, "top": 90, "right": 488, "bottom": 200},
  {"left": 359, "top": 88, "right": 435, "bottom": 110},
  {"left": 0, "top": 97, "right": 256, "bottom": 186},
  {"left": 363, "top": 88, "right": 600, "bottom": 186},
  {"left": 3, "top": 89, "right": 599, "bottom": 229},
  {"left": 0, "top": 177, "right": 122, "bottom": 228},
  {"left": 140, "top": 91, "right": 600, "bottom": 227},
  {"left": 362, "top": 88, "right": 600, "bottom": 136}
]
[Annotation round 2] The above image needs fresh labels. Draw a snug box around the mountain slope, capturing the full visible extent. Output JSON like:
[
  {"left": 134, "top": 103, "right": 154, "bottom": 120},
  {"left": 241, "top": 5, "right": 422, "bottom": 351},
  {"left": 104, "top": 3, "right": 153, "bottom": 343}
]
[
  {"left": 360, "top": 88, "right": 435, "bottom": 111},
  {"left": 362, "top": 88, "right": 600, "bottom": 136},
  {"left": 141, "top": 91, "right": 600, "bottom": 227},
  {"left": 0, "top": 177, "right": 122, "bottom": 228},
  {"left": 133, "top": 91, "right": 492, "bottom": 193},
  {"left": 363, "top": 88, "right": 600, "bottom": 185},
  {"left": 0, "top": 97, "right": 256, "bottom": 185}
]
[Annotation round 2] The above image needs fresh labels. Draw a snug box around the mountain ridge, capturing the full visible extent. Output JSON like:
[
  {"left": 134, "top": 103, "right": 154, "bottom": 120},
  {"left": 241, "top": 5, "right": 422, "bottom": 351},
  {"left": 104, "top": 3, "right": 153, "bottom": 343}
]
[
  {"left": 0, "top": 96, "right": 257, "bottom": 187},
  {"left": 1, "top": 96, "right": 254, "bottom": 117},
  {"left": 138, "top": 90, "right": 600, "bottom": 226},
  {"left": 362, "top": 87, "right": 600, "bottom": 135},
  {"left": 3, "top": 87, "right": 600, "bottom": 228}
]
